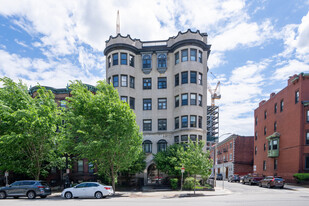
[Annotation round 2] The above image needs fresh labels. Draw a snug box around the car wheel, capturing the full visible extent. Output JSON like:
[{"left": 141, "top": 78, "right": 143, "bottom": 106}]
[
  {"left": 0, "top": 191, "right": 6, "bottom": 199},
  {"left": 249, "top": 181, "right": 252, "bottom": 185},
  {"left": 259, "top": 182, "right": 262, "bottom": 187},
  {"left": 65, "top": 192, "right": 73, "bottom": 199},
  {"left": 280, "top": 185, "right": 284, "bottom": 189},
  {"left": 267, "top": 183, "right": 271, "bottom": 189},
  {"left": 40, "top": 195, "right": 47, "bottom": 198},
  {"left": 95, "top": 191, "right": 103, "bottom": 199},
  {"left": 27, "top": 191, "right": 36, "bottom": 199}
]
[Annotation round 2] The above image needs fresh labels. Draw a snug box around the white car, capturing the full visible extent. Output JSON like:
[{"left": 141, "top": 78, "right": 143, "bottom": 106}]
[{"left": 61, "top": 182, "right": 113, "bottom": 199}]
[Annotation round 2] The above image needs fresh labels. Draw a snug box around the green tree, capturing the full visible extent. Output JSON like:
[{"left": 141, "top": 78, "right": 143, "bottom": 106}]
[
  {"left": 0, "top": 77, "right": 61, "bottom": 180},
  {"left": 63, "top": 80, "right": 142, "bottom": 192}
]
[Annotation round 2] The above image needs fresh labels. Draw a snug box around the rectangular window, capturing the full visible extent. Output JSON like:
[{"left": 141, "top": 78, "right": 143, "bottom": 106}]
[
  {"left": 268, "top": 141, "right": 272, "bottom": 151},
  {"left": 198, "top": 94, "right": 202, "bottom": 106},
  {"left": 306, "top": 156, "right": 309, "bottom": 169},
  {"left": 264, "top": 111, "right": 267, "bottom": 119},
  {"left": 273, "top": 140, "right": 278, "bottom": 150},
  {"left": 263, "top": 160, "right": 266, "bottom": 171},
  {"left": 143, "top": 99, "right": 152, "bottom": 110},
  {"left": 182, "top": 93, "right": 188, "bottom": 106},
  {"left": 181, "top": 71, "right": 188, "bottom": 84},
  {"left": 175, "top": 117, "right": 179, "bottom": 129},
  {"left": 121, "top": 96, "right": 128, "bottom": 103},
  {"left": 181, "top": 135, "right": 188, "bottom": 143},
  {"left": 143, "top": 78, "right": 152, "bottom": 89},
  {"left": 130, "top": 76, "right": 135, "bottom": 88},
  {"left": 274, "top": 159, "right": 278, "bottom": 170},
  {"left": 143, "top": 55, "right": 151, "bottom": 68},
  {"left": 158, "top": 119, "right": 167, "bottom": 131},
  {"left": 121, "top": 53, "right": 127, "bottom": 65},
  {"left": 295, "top": 90, "right": 299, "bottom": 103},
  {"left": 158, "top": 77, "right": 167, "bottom": 89},
  {"left": 264, "top": 126, "right": 267, "bottom": 135},
  {"left": 255, "top": 132, "right": 258, "bottom": 140},
  {"left": 129, "top": 97, "right": 135, "bottom": 110},
  {"left": 121, "top": 75, "right": 128, "bottom": 87},
  {"left": 198, "top": 135, "right": 202, "bottom": 141},
  {"left": 88, "top": 163, "right": 94, "bottom": 173},
  {"left": 264, "top": 143, "right": 266, "bottom": 151},
  {"left": 108, "top": 77, "right": 111, "bottom": 84},
  {"left": 78, "top": 160, "right": 84, "bottom": 172},
  {"left": 181, "top": 49, "right": 188, "bottom": 62},
  {"left": 274, "top": 121, "right": 277, "bottom": 132},
  {"left": 158, "top": 98, "right": 167, "bottom": 110},
  {"left": 280, "top": 99, "right": 284, "bottom": 112},
  {"left": 190, "top": 49, "right": 197, "bottom": 61},
  {"left": 190, "top": 93, "right": 197, "bottom": 105},
  {"left": 274, "top": 103, "right": 277, "bottom": 114},
  {"left": 190, "top": 134, "right": 197, "bottom": 142},
  {"left": 143, "top": 120, "right": 152, "bottom": 131},
  {"left": 108, "top": 56, "right": 111, "bottom": 68},
  {"left": 175, "top": 74, "right": 179, "bottom": 86},
  {"left": 198, "top": 73, "right": 203, "bottom": 85},
  {"left": 113, "top": 75, "right": 119, "bottom": 87},
  {"left": 181, "top": 116, "right": 188, "bottom": 128},
  {"left": 307, "top": 110, "right": 309, "bottom": 122},
  {"left": 255, "top": 117, "right": 258, "bottom": 126},
  {"left": 255, "top": 146, "right": 257, "bottom": 155},
  {"left": 306, "top": 132, "right": 309, "bottom": 145},
  {"left": 230, "top": 142, "right": 233, "bottom": 149},
  {"left": 175, "top": 52, "right": 179, "bottom": 64},
  {"left": 112, "top": 53, "right": 118, "bottom": 65},
  {"left": 198, "top": 116, "right": 202, "bottom": 128},
  {"left": 158, "top": 54, "right": 166, "bottom": 68},
  {"left": 190, "top": 115, "right": 197, "bottom": 127},
  {"left": 129, "top": 54, "right": 134, "bottom": 67},
  {"left": 174, "top": 136, "right": 179, "bottom": 143},
  {"left": 230, "top": 153, "right": 232, "bottom": 161},
  {"left": 198, "top": 51, "right": 202, "bottom": 63},
  {"left": 175, "top": 95, "right": 179, "bottom": 107},
  {"left": 190, "top": 71, "right": 197, "bottom": 83}
]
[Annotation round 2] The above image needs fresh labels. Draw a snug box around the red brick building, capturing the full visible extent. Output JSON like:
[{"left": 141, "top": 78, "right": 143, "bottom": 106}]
[
  {"left": 210, "top": 134, "right": 254, "bottom": 179},
  {"left": 254, "top": 73, "right": 309, "bottom": 182}
]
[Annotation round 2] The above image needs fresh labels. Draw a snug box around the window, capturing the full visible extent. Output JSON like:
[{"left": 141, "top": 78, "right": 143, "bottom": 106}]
[
  {"left": 158, "top": 119, "right": 167, "bottom": 131},
  {"left": 255, "top": 146, "right": 257, "bottom": 155},
  {"left": 121, "top": 75, "right": 128, "bottom": 87},
  {"left": 181, "top": 135, "right": 188, "bottom": 143},
  {"left": 274, "top": 103, "right": 277, "bottom": 114},
  {"left": 307, "top": 110, "right": 309, "bottom": 122},
  {"left": 230, "top": 142, "right": 233, "bottom": 149},
  {"left": 198, "top": 135, "right": 202, "bottom": 141},
  {"left": 255, "top": 117, "right": 258, "bottom": 126},
  {"left": 121, "top": 96, "right": 128, "bottom": 102},
  {"left": 274, "top": 121, "right": 277, "bottom": 132},
  {"left": 157, "top": 139, "right": 167, "bottom": 152},
  {"left": 306, "top": 132, "right": 309, "bottom": 145},
  {"left": 143, "top": 120, "right": 152, "bottom": 131},
  {"left": 264, "top": 126, "right": 267, "bottom": 135},
  {"left": 108, "top": 77, "right": 111, "bottom": 84},
  {"left": 174, "top": 136, "right": 179, "bottom": 143},
  {"left": 181, "top": 116, "right": 188, "bottom": 128},
  {"left": 143, "top": 99, "right": 152, "bottom": 110},
  {"left": 112, "top": 53, "right": 118, "bottom": 65},
  {"left": 108, "top": 56, "right": 111, "bottom": 68},
  {"left": 198, "top": 73, "right": 203, "bottom": 85},
  {"left": 306, "top": 156, "right": 309, "bottom": 169},
  {"left": 255, "top": 132, "right": 258, "bottom": 140},
  {"left": 88, "top": 163, "right": 94, "bottom": 173},
  {"left": 190, "top": 93, "right": 197, "bottom": 105},
  {"left": 295, "top": 90, "right": 299, "bottom": 103},
  {"left": 182, "top": 93, "right": 188, "bottom": 106},
  {"left": 130, "top": 76, "right": 135, "bottom": 88},
  {"left": 112, "top": 75, "right": 119, "bottom": 87},
  {"left": 230, "top": 153, "right": 232, "bottom": 161},
  {"left": 263, "top": 160, "right": 266, "bottom": 171},
  {"left": 274, "top": 159, "right": 278, "bottom": 170},
  {"left": 198, "top": 116, "right": 202, "bottom": 128},
  {"left": 264, "top": 111, "right": 267, "bottom": 119},
  {"left": 175, "top": 95, "right": 179, "bottom": 107},
  {"left": 280, "top": 99, "right": 284, "bottom": 112},
  {"left": 268, "top": 141, "right": 272, "bottom": 151},
  {"left": 158, "top": 98, "right": 167, "bottom": 110},
  {"left": 190, "top": 134, "right": 197, "bottom": 142},
  {"left": 273, "top": 140, "right": 278, "bottom": 150},
  {"left": 143, "top": 140, "right": 152, "bottom": 153},
  {"left": 143, "top": 54, "right": 151, "bottom": 68},
  {"left": 158, "top": 77, "right": 167, "bottom": 89},
  {"left": 158, "top": 54, "right": 166, "bottom": 68},
  {"left": 175, "top": 74, "right": 179, "bottom": 86},
  {"left": 121, "top": 53, "right": 127, "bottom": 65},
  {"left": 190, "top": 71, "right": 197, "bottom": 83},
  {"left": 181, "top": 71, "right": 188, "bottom": 84},
  {"left": 190, "top": 115, "right": 197, "bottom": 127},
  {"left": 78, "top": 160, "right": 84, "bottom": 172},
  {"left": 143, "top": 78, "right": 152, "bottom": 89},
  {"left": 175, "top": 117, "right": 179, "bottom": 129},
  {"left": 181, "top": 49, "right": 188, "bottom": 62},
  {"left": 129, "top": 54, "right": 134, "bottom": 67},
  {"left": 130, "top": 97, "right": 135, "bottom": 110},
  {"left": 198, "top": 51, "right": 202, "bottom": 63},
  {"left": 198, "top": 94, "right": 202, "bottom": 106},
  {"left": 175, "top": 52, "right": 179, "bottom": 64},
  {"left": 190, "top": 49, "right": 197, "bottom": 61}
]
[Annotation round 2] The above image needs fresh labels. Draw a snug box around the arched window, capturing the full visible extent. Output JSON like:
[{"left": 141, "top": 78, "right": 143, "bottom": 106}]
[
  {"left": 143, "top": 140, "right": 152, "bottom": 153},
  {"left": 157, "top": 139, "right": 167, "bottom": 152},
  {"left": 143, "top": 55, "right": 151, "bottom": 69},
  {"left": 157, "top": 54, "right": 166, "bottom": 68}
]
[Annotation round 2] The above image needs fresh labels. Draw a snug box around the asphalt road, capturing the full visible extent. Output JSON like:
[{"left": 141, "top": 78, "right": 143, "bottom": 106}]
[{"left": 1, "top": 181, "right": 309, "bottom": 206}]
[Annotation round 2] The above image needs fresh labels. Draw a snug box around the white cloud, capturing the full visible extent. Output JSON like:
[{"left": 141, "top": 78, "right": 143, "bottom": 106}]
[{"left": 273, "top": 59, "right": 309, "bottom": 80}]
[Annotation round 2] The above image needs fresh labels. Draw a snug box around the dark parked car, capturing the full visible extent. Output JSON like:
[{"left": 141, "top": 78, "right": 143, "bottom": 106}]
[
  {"left": 0, "top": 180, "right": 51, "bottom": 199},
  {"left": 228, "top": 174, "right": 240, "bottom": 182},
  {"left": 243, "top": 174, "right": 264, "bottom": 185},
  {"left": 216, "top": 174, "right": 223, "bottom": 180},
  {"left": 259, "top": 176, "right": 285, "bottom": 188}
]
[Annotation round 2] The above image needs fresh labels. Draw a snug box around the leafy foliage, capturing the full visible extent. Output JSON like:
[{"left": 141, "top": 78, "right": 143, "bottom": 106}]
[
  {"left": 293, "top": 173, "right": 309, "bottom": 181},
  {"left": 170, "top": 178, "right": 179, "bottom": 190},
  {"left": 183, "top": 177, "right": 200, "bottom": 190}
]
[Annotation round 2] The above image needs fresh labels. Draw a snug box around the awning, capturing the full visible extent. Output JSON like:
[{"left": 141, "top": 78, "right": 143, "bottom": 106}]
[{"left": 266, "top": 132, "right": 281, "bottom": 140}]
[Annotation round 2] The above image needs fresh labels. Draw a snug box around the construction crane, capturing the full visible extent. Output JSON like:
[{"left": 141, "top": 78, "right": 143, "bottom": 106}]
[{"left": 207, "top": 72, "right": 221, "bottom": 106}]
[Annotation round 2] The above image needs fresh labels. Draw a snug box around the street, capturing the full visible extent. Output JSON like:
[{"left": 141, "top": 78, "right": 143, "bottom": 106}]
[{"left": 1, "top": 181, "right": 309, "bottom": 206}]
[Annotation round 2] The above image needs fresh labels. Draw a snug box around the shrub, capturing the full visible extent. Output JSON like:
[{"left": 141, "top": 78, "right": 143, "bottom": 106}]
[
  {"left": 183, "top": 177, "right": 200, "bottom": 190},
  {"left": 170, "top": 178, "right": 178, "bottom": 190},
  {"left": 293, "top": 173, "right": 309, "bottom": 182}
]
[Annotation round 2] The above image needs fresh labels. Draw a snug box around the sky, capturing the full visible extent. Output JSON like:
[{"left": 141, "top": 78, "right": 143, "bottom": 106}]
[{"left": 0, "top": 0, "right": 309, "bottom": 139}]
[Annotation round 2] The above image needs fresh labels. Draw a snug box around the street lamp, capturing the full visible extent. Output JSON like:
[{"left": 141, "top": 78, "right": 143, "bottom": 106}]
[{"left": 213, "top": 133, "right": 231, "bottom": 188}]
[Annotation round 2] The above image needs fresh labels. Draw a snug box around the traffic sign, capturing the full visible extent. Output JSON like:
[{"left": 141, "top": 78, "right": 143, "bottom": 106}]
[
  {"left": 181, "top": 167, "right": 185, "bottom": 173},
  {"left": 4, "top": 171, "right": 9, "bottom": 177}
]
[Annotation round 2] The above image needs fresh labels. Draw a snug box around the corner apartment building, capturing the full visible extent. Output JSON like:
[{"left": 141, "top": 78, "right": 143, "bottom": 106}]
[
  {"left": 210, "top": 135, "right": 254, "bottom": 179},
  {"left": 254, "top": 73, "right": 309, "bottom": 182},
  {"left": 104, "top": 30, "right": 211, "bottom": 184}
]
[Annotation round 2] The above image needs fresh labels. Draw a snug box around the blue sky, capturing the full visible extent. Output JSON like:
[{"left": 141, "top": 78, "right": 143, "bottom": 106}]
[{"left": 0, "top": 0, "right": 309, "bottom": 138}]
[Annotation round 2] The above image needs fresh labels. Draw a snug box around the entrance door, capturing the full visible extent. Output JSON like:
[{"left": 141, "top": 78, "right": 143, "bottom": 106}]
[
  {"left": 225, "top": 167, "right": 229, "bottom": 179},
  {"left": 147, "top": 164, "right": 160, "bottom": 184}
]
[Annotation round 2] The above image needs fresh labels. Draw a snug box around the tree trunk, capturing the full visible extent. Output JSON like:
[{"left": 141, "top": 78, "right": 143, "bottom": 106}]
[
  {"left": 194, "top": 174, "right": 196, "bottom": 195},
  {"left": 111, "top": 166, "right": 115, "bottom": 194}
]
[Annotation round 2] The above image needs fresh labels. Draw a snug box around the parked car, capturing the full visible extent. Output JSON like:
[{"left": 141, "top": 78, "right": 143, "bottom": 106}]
[
  {"left": 0, "top": 180, "right": 51, "bottom": 199},
  {"left": 61, "top": 182, "right": 113, "bottom": 199},
  {"left": 243, "top": 174, "right": 264, "bottom": 185},
  {"left": 228, "top": 174, "right": 240, "bottom": 182},
  {"left": 216, "top": 174, "right": 223, "bottom": 180},
  {"left": 259, "top": 176, "right": 285, "bottom": 189}
]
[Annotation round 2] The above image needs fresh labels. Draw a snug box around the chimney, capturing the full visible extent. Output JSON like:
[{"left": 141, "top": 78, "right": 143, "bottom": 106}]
[
  {"left": 259, "top": 100, "right": 266, "bottom": 107},
  {"left": 288, "top": 74, "right": 298, "bottom": 85},
  {"left": 270, "top": 92, "right": 276, "bottom": 98}
]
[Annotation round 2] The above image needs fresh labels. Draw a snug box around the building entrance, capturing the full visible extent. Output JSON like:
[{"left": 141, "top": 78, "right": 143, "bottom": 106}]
[{"left": 147, "top": 164, "right": 161, "bottom": 184}]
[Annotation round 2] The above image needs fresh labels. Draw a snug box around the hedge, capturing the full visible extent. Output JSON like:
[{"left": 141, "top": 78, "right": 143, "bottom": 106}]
[
  {"left": 170, "top": 178, "right": 178, "bottom": 190},
  {"left": 293, "top": 173, "right": 309, "bottom": 181},
  {"left": 183, "top": 177, "right": 200, "bottom": 190}
]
